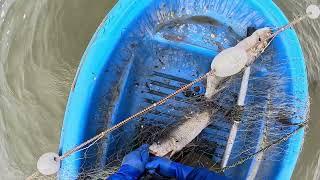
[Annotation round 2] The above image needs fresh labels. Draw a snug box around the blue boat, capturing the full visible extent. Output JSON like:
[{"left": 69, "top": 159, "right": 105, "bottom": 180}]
[{"left": 58, "top": 0, "right": 309, "bottom": 179}]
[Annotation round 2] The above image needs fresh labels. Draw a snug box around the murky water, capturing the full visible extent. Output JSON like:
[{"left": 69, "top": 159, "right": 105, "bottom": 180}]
[{"left": 0, "top": 0, "right": 318, "bottom": 179}]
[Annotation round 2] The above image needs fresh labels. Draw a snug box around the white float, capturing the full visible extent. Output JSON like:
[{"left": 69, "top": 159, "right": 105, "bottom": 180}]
[
  {"left": 37, "top": 152, "right": 60, "bottom": 176},
  {"left": 307, "top": 5, "right": 320, "bottom": 19}
]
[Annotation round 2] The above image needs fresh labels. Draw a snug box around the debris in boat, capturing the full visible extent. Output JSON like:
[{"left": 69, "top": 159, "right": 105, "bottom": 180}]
[
  {"left": 149, "top": 111, "right": 212, "bottom": 157},
  {"left": 163, "top": 34, "right": 185, "bottom": 42}
]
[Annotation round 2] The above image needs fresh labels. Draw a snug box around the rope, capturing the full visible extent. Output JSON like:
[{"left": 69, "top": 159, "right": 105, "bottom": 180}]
[
  {"left": 272, "top": 15, "right": 308, "bottom": 38},
  {"left": 58, "top": 70, "right": 214, "bottom": 161},
  {"left": 27, "top": 12, "right": 312, "bottom": 179},
  {"left": 26, "top": 71, "right": 213, "bottom": 179},
  {"left": 245, "top": 14, "right": 309, "bottom": 58},
  {"left": 218, "top": 122, "right": 307, "bottom": 172},
  {"left": 56, "top": 12, "right": 311, "bottom": 163},
  {"left": 26, "top": 171, "right": 40, "bottom": 180}
]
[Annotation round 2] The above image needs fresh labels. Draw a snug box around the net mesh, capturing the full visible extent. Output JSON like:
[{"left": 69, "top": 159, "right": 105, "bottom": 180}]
[
  {"left": 31, "top": 45, "right": 310, "bottom": 179},
  {"left": 28, "top": 0, "right": 311, "bottom": 179}
]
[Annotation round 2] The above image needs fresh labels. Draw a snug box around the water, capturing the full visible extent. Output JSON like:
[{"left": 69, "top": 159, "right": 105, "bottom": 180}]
[{"left": 0, "top": 0, "right": 318, "bottom": 179}]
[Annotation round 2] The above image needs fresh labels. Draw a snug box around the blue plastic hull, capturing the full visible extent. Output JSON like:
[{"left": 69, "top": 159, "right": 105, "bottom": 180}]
[{"left": 59, "top": 0, "right": 309, "bottom": 179}]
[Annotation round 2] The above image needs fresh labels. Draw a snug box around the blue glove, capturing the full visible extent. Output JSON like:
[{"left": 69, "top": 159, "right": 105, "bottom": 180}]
[
  {"left": 146, "top": 157, "right": 193, "bottom": 180},
  {"left": 108, "top": 144, "right": 149, "bottom": 180},
  {"left": 146, "top": 157, "right": 229, "bottom": 180},
  {"left": 187, "top": 167, "right": 229, "bottom": 180}
]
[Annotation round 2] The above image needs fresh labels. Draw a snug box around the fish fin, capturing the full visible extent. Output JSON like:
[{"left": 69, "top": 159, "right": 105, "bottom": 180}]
[{"left": 169, "top": 150, "right": 176, "bottom": 158}]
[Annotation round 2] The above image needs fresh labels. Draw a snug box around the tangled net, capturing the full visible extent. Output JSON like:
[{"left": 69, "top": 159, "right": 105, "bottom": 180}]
[
  {"left": 27, "top": 1, "right": 317, "bottom": 178},
  {"left": 30, "top": 41, "right": 310, "bottom": 179}
]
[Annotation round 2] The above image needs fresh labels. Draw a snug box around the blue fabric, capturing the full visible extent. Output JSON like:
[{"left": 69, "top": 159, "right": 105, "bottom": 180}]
[
  {"left": 108, "top": 144, "right": 149, "bottom": 180},
  {"left": 109, "top": 148, "right": 229, "bottom": 180},
  {"left": 146, "top": 157, "right": 228, "bottom": 180},
  {"left": 146, "top": 157, "right": 193, "bottom": 180}
]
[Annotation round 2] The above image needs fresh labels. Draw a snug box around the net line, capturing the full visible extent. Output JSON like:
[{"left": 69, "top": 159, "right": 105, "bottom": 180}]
[
  {"left": 57, "top": 14, "right": 309, "bottom": 163},
  {"left": 26, "top": 12, "right": 312, "bottom": 180}
]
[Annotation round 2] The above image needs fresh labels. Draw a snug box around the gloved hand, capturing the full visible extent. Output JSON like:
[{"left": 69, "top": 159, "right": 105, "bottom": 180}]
[
  {"left": 146, "top": 157, "right": 193, "bottom": 180},
  {"left": 146, "top": 157, "right": 229, "bottom": 180},
  {"left": 108, "top": 144, "right": 149, "bottom": 180}
]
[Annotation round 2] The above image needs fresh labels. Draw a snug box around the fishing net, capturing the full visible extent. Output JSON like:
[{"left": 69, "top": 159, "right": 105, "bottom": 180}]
[
  {"left": 28, "top": 0, "right": 312, "bottom": 179},
  {"left": 30, "top": 42, "right": 310, "bottom": 180}
]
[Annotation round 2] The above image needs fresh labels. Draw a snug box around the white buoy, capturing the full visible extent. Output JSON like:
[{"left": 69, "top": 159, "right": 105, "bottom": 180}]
[
  {"left": 37, "top": 152, "right": 60, "bottom": 176},
  {"left": 306, "top": 5, "right": 320, "bottom": 19},
  {"left": 211, "top": 47, "right": 248, "bottom": 77}
]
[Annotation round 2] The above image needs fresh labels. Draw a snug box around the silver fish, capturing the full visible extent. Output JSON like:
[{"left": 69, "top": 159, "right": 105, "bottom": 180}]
[
  {"left": 149, "top": 111, "right": 212, "bottom": 157},
  {"left": 205, "top": 28, "right": 272, "bottom": 99},
  {"left": 149, "top": 28, "right": 272, "bottom": 157}
]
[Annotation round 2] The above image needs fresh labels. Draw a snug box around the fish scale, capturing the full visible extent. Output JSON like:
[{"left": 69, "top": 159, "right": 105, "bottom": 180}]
[{"left": 140, "top": 70, "right": 234, "bottom": 161}]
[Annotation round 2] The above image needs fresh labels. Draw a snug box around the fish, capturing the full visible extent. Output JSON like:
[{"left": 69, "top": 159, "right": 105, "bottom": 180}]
[
  {"left": 149, "top": 28, "right": 272, "bottom": 157},
  {"left": 149, "top": 111, "right": 212, "bottom": 157},
  {"left": 205, "top": 27, "right": 272, "bottom": 99}
]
